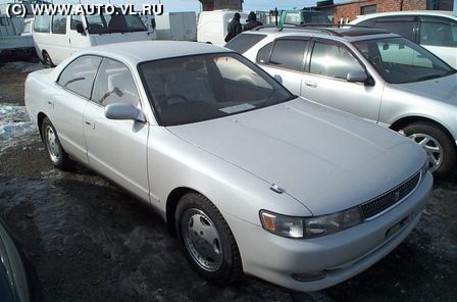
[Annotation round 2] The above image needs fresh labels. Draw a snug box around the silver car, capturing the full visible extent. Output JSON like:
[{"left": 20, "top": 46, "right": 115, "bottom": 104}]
[
  {"left": 25, "top": 41, "right": 432, "bottom": 291},
  {"left": 227, "top": 27, "right": 457, "bottom": 175}
]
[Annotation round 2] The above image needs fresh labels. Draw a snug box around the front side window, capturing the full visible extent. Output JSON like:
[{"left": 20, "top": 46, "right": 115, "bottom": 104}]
[
  {"left": 57, "top": 56, "right": 102, "bottom": 99},
  {"left": 70, "top": 16, "right": 83, "bottom": 31},
  {"left": 420, "top": 17, "right": 457, "bottom": 47},
  {"left": 309, "top": 42, "right": 364, "bottom": 79},
  {"left": 139, "top": 53, "right": 293, "bottom": 126},
  {"left": 92, "top": 59, "right": 140, "bottom": 107},
  {"left": 353, "top": 37, "right": 455, "bottom": 84},
  {"left": 52, "top": 15, "right": 66, "bottom": 35},
  {"left": 269, "top": 40, "right": 308, "bottom": 71}
]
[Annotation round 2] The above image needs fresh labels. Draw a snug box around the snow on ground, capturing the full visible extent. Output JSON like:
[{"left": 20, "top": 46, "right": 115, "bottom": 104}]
[
  {"left": 8, "top": 61, "right": 43, "bottom": 73},
  {"left": 0, "top": 104, "right": 38, "bottom": 152}
]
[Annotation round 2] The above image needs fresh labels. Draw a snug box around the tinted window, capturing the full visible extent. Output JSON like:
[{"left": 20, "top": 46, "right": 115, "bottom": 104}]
[
  {"left": 269, "top": 40, "right": 307, "bottom": 71},
  {"left": 57, "top": 56, "right": 102, "bottom": 99},
  {"left": 92, "top": 59, "right": 140, "bottom": 107},
  {"left": 52, "top": 15, "right": 66, "bottom": 34},
  {"left": 353, "top": 37, "right": 454, "bottom": 84},
  {"left": 310, "top": 42, "right": 364, "bottom": 79},
  {"left": 420, "top": 17, "right": 457, "bottom": 47},
  {"left": 139, "top": 53, "right": 292, "bottom": 126},
  {"left": 256, "top": 42, "right": 273, "bottom": 64},
  {"left": 225, "top": 34, "right": 267, "bottom": 53},
  {"left": 359, "top": 16, "right": 416, "bottom": 41},
  {"left": 85, "top": 10, "right": 146, "bottom": 34},
  {"left": 33, "top": 15, "right": 51, "bottom": 33}
]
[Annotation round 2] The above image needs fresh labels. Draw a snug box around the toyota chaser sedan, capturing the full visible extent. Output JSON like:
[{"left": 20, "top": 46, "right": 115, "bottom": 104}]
[{"left": 25, "top": 41, "right": 432, "bottom": 291}]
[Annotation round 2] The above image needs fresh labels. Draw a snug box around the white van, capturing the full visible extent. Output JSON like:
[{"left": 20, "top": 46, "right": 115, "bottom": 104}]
[
  {"left": 197, "top": 10, "right": 248, "bottom": 46},
  {"left": 350, "top": 11, "right": 457, "bottom": 68},
  {"left": 33, "top": 9, "right": 152, "bottom": 66}
]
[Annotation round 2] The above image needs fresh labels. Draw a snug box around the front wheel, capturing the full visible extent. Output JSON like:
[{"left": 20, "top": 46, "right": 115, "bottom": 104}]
[
  {"left": 175, "top": 193, "right": 242, "bottom": 284},
  {"left": 41, "top": 117, "right": 72, "bottom": 170},
  {"left": 402, "top": 122, "right": 456, "bottom": 175}
]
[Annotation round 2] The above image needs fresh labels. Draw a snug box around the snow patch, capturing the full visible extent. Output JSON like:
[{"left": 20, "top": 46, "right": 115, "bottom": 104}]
[{"left": 0, "top": 104, "right": 38, "bottom": 151}]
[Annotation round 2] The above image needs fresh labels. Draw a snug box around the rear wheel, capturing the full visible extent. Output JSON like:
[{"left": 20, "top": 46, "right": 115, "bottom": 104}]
[
  {"left": 42, "top": 50, "right": 54, "bottom": 67},
  {"left": 41, "top": 117, "right": 72, "bottom": 170},
  {"left": 175, "top": 193, "right": 242, "bottom": 284},
  {"left": 402, "top": 122, "right": 456, "bottom": 175}
]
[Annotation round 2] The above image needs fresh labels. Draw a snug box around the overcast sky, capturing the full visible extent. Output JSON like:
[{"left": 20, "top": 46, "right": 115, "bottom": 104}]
[{"left": 153, "top": 0, "right": 347, "bottom": 13}]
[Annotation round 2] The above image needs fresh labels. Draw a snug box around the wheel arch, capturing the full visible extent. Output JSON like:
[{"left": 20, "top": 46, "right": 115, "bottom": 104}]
[
  {"left": 165, "top": 187, "right": 202, "bottom": 237},
  {"left": 37, "top": 112, "right": 48, "bottom": 140},
  {"left": 390, "top": 116, "right": 456, "bottom": 147}
]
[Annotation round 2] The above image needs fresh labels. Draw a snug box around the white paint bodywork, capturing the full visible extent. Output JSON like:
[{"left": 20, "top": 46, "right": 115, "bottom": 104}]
[{"left": 24, "top": 41, "right": 432, "bottom": 291}]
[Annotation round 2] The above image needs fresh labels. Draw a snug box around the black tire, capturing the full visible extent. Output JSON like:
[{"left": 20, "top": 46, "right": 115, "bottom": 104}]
[
  {"left": 41, "top": 117, "right": 72, "bottom": 170},
  {"left": 402, "top": 122, "right": 456, "bottom": 176},
  {"left": 42, "top": 50, "right": 54, "bottom": 67},
  {"left": 175, "top": 193, "right": 242, "bottom": 284}
]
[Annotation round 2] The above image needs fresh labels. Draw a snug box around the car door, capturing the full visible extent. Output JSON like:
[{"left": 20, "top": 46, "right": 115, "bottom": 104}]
[
  {"left": 301, "top": 40, "right": 383, "bottom": 123},
  {"left": 83, "top": 58, "right": 150, "bottom": 201},
  {"left": 50, "top": 14, "right": 71, "bottom": 63},
  {"left": 255, "top": 38, "right": 308, "bottom": 95},
  {"left": 52, "top": 55, "right": 102, "bottom": 164}
]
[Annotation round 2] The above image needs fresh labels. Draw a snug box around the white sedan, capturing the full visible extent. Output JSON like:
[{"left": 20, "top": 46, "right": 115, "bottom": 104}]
[{"left": 25, "top": 41, "right": 432, "bottom": 291}]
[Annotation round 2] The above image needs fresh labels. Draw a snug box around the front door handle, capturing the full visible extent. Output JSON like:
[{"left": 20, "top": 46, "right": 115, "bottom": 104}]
[
  {"left": 305, "top": 81, "right": 317, "bottom": 88},
  {"left": 85, "top": 121, "right": 95, "bottom": 129}
]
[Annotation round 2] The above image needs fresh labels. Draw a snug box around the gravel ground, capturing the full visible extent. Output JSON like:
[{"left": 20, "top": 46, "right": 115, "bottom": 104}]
[{"left": 0, "top": 62, "right": 456, "bottom": 301}]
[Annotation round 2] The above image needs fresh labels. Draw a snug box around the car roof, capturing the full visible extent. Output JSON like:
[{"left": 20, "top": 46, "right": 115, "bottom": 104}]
[
  {"left": 240, "top": 25, "right": 398, "bottom": 42},
  {"left": 79, "top": 41, "right": 232, "bottom": 65},
  {"left": 353, "top": 10, "right": 457, "bottom": 21}
]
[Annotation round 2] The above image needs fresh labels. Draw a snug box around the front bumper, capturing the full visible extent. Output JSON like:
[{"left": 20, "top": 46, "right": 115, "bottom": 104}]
[{"left": 225, "top": 171, "right": 433, "bottom": 292}]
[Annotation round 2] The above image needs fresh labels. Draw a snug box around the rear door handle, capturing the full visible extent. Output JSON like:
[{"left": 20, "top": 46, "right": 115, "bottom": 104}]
[{"left": 305, "top": 81, "right": 317, "bottom": 88}]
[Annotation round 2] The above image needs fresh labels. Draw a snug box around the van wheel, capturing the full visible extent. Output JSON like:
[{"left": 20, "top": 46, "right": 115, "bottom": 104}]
[{"left": 42, "top": 51, "right": 55, "bottom": 67}]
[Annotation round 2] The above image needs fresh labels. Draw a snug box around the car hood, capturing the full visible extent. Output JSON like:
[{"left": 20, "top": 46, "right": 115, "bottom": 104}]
[
  {"left": 393, "top": 73, "right": 457, "bottom": 105},
  {"left": 168, "top": 98, "right": 424, "bottom": 215}
]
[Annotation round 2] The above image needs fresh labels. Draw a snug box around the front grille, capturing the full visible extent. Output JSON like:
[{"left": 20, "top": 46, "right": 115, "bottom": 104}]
[{"left": 361, "top": 172, "right": 421, "bottom": 219}]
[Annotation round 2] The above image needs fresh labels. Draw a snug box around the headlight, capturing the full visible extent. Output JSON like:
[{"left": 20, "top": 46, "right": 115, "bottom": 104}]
[{"left": 260, "top": 207, "right": 364, "bottom": 239}]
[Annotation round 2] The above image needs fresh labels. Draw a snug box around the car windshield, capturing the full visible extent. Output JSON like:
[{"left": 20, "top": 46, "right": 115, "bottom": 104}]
[
  {"left": 85, "top": 9, "right": 146, "bottom": 34},
  {"left": 139, "top": 53, "right": 294, "bottom": 126},
  {"left": 353, "top": 37, "right": 455, "bottom": 84}
]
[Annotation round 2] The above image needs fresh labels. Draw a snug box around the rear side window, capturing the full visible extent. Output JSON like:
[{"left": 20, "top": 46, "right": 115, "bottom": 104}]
[
  {"left": 420, "top": 17, "right": 457, "bottom": 47},
  {"left": 269, "top": 40, "right": 307, "bottom": 71},
  {"left": 225, "top": 34, "right": 267, "bottom": 53},
  {"left": 256, "top": 42, "right": 273, "bottom": 64},
  {"left": 359, "top": 16, "right": 416, "bottom": 41},
  {"left": 33, "top": 15, "right": 51, "bottom": 33},
  {"left": 57, "top": 56, "right": 102, "bottom": 99}
]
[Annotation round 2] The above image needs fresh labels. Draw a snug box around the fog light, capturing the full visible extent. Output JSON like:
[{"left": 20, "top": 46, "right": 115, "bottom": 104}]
[{"left": 291, "top": 271, "right": 326, "bottom": 282}]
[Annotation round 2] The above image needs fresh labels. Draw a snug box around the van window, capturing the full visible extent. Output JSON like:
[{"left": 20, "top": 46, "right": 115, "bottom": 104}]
[
  {"left": 57, "top": 56, "right": 102, "bottom": 99},
  {"left": 52, "top": 15, "right": 67, "bottom": 35},
  {"left": 85, "top": 10, "right": 146, "bottom": 34},
  {"left": 33, "top": 15, "right": 51, "bottom": 33},
  {"left": 420, "top": 17, "right": 457, "bottom": 47},
  {"left": 70, "top": 16, "right": 83, "bottom": 31}
]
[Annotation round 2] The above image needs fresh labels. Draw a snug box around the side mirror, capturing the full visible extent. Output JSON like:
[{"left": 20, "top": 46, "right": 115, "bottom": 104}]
[
  {"left": 273, "top": 74, "right": 283, "bottom": 84},
  {"left": 76, "top": 23, "right": 86, "bottom": 35},
  {"left": 346, "top": 71, "right": 368, "bottom": 83},
  {"left": 105, "top": 103, "right": 146, "bottom": 122}
]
